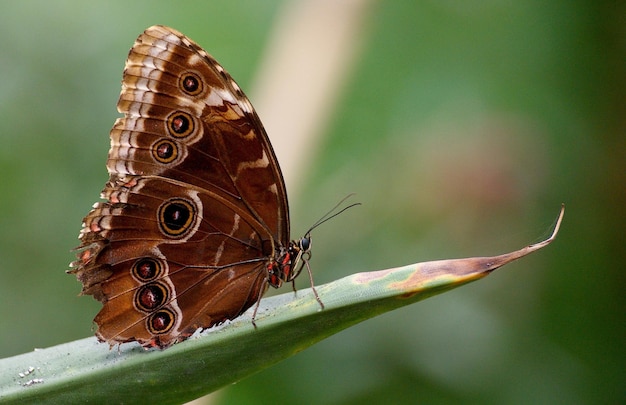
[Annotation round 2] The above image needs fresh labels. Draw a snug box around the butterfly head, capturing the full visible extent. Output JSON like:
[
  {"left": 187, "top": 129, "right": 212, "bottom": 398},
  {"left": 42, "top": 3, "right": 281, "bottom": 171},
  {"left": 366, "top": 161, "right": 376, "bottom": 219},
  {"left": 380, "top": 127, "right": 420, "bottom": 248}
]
[
  {"left": 288, "top": 233, "right": 313, "bottom": 281},
  {"left": 268, "top": 195, "right": 360, "bottom": 290}
]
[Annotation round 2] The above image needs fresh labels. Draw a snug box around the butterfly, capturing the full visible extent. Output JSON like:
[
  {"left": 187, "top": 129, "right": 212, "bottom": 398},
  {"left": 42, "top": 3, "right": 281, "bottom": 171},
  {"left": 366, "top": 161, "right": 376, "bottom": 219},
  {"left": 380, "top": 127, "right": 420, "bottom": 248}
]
[{"left": 70, "top": 25, "right": 322, "bottom": 349}]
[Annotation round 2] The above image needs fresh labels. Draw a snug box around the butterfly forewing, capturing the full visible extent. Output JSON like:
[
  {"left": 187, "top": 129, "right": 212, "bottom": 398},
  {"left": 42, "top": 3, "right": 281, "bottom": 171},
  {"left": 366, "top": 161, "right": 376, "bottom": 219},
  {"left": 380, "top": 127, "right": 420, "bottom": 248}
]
[{"left": 71, "top": 25, "right": 293, "bottom": 348}]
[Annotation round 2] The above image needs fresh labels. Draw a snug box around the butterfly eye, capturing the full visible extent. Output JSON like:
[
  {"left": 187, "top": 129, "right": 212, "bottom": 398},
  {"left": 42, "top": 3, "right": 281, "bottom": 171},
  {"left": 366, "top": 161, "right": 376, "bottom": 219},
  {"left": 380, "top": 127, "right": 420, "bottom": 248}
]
[{"left": 299, "top": 236, "right": 311, "bottom": 252}]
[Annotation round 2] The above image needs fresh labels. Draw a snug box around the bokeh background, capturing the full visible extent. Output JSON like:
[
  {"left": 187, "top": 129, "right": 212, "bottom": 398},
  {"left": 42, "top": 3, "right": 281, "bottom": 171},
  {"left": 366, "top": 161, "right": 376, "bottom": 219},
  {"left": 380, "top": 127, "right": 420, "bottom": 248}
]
[{"left": 0, "top": 1, "right": 623, "bottom": 404}]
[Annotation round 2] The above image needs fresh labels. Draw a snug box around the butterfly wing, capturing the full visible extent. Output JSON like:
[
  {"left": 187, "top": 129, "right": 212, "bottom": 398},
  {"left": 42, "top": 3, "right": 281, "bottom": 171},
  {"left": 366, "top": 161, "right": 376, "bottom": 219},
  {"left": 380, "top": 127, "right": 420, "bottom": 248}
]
[{"left": 71, "top": 25, "right": 290, "bottom": 348}]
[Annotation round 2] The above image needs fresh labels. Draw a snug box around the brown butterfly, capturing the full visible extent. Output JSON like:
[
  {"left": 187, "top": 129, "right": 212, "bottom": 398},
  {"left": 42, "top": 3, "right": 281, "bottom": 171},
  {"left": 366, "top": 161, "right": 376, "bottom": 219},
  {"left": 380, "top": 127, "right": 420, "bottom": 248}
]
[{"left": 70, "top": 25, "right": 322, "bottom": 349}]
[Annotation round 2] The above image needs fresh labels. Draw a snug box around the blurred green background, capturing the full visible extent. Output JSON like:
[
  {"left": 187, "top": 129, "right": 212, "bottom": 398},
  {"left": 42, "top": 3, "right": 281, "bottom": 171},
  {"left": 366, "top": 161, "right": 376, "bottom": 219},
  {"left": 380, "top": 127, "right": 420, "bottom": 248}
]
[{"left": 0, "top": 1, "right": 623, "bottom": 404}]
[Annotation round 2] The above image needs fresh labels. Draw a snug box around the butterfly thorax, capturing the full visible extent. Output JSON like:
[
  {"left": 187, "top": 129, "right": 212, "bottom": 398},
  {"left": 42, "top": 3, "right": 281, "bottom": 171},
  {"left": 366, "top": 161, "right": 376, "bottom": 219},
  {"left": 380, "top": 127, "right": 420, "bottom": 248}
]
[{"left": 267, "top": 236, "right": 311, "bottom": 288}]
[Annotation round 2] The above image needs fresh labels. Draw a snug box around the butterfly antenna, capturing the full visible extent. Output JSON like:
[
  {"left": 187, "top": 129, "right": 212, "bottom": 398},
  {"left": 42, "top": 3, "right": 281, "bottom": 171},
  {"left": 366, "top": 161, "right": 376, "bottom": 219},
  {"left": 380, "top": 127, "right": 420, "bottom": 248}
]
[
  {"left": 305, "top": 193, "right": 361, "bottom": 235},
  {"left": 290, "top": 195, "right": 360, "bottom": 311}
]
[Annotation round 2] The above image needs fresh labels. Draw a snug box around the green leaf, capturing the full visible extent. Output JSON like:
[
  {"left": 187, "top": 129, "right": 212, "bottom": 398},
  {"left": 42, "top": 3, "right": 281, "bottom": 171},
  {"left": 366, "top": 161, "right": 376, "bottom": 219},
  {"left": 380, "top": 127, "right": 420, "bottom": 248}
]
[{"left": 0, "top": 207, "right": 563, "bottom": 404}]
